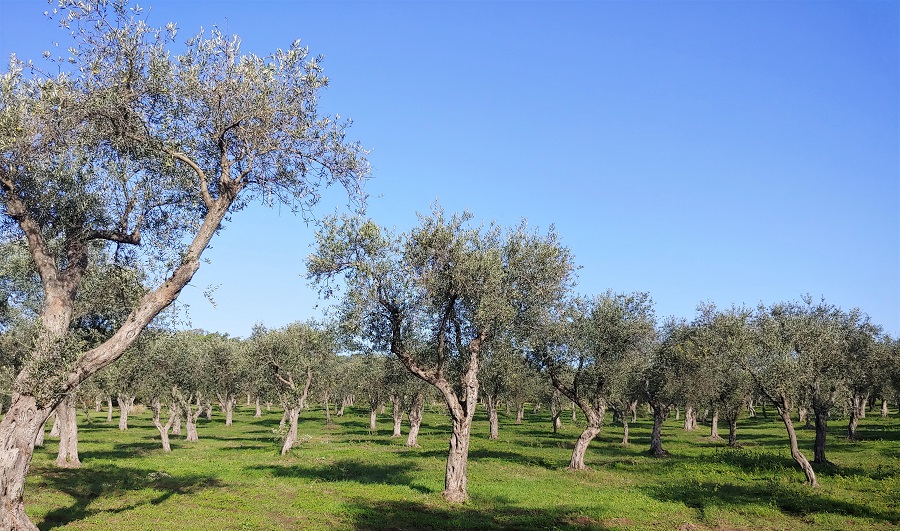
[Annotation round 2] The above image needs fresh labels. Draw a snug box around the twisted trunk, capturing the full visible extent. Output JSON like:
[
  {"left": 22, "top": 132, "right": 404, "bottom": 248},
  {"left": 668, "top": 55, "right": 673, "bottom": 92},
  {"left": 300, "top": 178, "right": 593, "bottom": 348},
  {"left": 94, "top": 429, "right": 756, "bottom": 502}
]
[
  {"left": 727, "top": 417, "right": 739, "bottom": 447},
  {"left": 569, "top": 403, "right": 603, "bottom": 470},
  {"left": 776, "top": 395, "right": 817, "bottom": 486},
  {"left": 254, "top": 397, "right": 262, "bottom": 418},
  {"left": 406, "top": 392, "right": 424, "bottom": 448},
  {"left": 280, "top": 407, "right": 300, "bottom": 455}
]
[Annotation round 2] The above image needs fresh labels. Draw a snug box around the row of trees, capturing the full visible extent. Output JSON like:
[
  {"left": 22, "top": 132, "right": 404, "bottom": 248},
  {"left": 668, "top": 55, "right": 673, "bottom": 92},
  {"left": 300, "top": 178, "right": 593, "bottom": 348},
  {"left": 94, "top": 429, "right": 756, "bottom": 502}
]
[{"left": 305, "top": 208, "right": 900, "bottom": 500}]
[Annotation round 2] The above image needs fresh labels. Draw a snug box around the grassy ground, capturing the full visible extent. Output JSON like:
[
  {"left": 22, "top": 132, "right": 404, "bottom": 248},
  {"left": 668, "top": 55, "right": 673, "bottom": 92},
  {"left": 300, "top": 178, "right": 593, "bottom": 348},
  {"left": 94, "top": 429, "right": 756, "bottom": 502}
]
[{"left": 23, "top": 402, "right": 900, "bottom": 530}]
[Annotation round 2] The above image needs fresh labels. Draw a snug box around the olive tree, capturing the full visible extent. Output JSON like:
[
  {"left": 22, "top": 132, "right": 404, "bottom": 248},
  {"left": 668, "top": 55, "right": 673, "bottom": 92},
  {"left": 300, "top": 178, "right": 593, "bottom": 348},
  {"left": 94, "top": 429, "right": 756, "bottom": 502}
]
[
  {"left": 256, "top": 322, "right": 333, "bottom": 455},
  {"left": 308, "top": 207, "right": 575, "bottom": 503},
  {"left": 531, "top": 292, "right": 655, "bottom": 469},
  {"left": 0, "top": 0, "right": 368, "bottom": 525},
  {"left": 691, "top": 304, "right": 754, "bottom": 446},
  {"left": 749, "top": 304, "right": 819, "bottom": 486}
]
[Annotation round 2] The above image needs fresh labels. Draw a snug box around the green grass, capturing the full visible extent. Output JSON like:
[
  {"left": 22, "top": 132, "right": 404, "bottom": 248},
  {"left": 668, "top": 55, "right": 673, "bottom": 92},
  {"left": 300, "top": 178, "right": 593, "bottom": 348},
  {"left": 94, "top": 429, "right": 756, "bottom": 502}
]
[{"left": 23, "top": 404, "right": 900, "bottom": 530}]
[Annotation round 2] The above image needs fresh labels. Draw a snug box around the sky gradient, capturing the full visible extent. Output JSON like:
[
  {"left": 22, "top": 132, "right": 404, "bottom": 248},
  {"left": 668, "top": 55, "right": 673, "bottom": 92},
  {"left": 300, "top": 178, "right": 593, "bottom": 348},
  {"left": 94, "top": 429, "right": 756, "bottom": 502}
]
[{"left": 2, "top": 0, "right": 897, "bottom": 337}]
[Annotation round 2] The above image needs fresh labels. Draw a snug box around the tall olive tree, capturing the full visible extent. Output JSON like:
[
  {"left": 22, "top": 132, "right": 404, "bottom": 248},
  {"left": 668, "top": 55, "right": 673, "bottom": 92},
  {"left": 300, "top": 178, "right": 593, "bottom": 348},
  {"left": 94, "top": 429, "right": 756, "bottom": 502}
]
[
  {"left": 309, "top": 207, "right": 575, "bottom": 502},
  {"left": 0, "top": 2, "right": 368, "bottom": 525}
]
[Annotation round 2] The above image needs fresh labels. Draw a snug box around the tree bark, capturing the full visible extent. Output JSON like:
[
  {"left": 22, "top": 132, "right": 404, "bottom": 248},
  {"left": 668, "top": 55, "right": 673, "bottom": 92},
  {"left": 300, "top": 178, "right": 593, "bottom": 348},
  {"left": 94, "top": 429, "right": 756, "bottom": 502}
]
[
  {"left": 515, "top": 402, "right": 524, "bottom": 425},
  {"left": 486, "top": 395, "right": 499, "bottom": 440},
  {"left": 369, "top": 407, "right": 377, "bottom": 433},
  {"left": 882, "top": 399, "right": 889, "bottom": 417},
  {"left": 54, "top": 394, "right": 81, "bottom": 468},
  {"left": 406, "top": 392, "right": 424, "bottom": 448},
  {"left": 117, "top": 395, "right": 134, "bottom": 431},
  {"left": 847, "top": 394, "right": 864, "bottom": 441},
  {"left": 172, "top": 414, "right": 182, "bottom": 436},
  {"left": 48, "top": 413, "right": 60, "bottom": 438},
  {"left": 185, "top": 401, "right": 202, "bottom": 442},
  {"left": 621, "top": 417, "right": 629, "bottom": 446},
  {"left": 569, "top": 403, "right": 603, "bottom": 470},
  {"left": 391, "top": 396, "right": 402, "bottom": 438},
  {"left": 218, "top": 394, "right": 235, "bottom": 427},
  {"left": 777, "top": 397, "right": 818, "bottom": 486},
  {"left": 812, "top": 405, "right": 829, "bottom": 464},
  {"left": 727, "top": 417, "right": 739, "bottom": 447},
  {"left": 151, "top": 399, "right": 176, "bottom": 452},
  {"left": 254, "top": 397, "right": 262, "bottom": 418},
  {"left": 683, "top": 406, "right": 694, "bottom": 431},
  {"left": 0, "top": 396, "right": 53, "bottom": 530},
  {"left": 280, "top": 407, "right": 300, "bottom": 455},
  {"left": 709, "top": 408, "right": 721, "bottom": 440},
  {"left": 106, "top": 396, "right": 114, "bottom": 423},
  {"left": 648, "top": 401, "right": 669, "bottom": 457}
]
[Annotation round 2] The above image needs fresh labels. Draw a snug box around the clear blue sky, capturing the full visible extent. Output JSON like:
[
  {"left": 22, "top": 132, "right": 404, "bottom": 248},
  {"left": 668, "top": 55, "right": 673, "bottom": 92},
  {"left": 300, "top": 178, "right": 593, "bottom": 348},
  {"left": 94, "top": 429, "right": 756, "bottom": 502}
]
[{"left": 2, "top": 1, "right": 898, "bottom": 337}]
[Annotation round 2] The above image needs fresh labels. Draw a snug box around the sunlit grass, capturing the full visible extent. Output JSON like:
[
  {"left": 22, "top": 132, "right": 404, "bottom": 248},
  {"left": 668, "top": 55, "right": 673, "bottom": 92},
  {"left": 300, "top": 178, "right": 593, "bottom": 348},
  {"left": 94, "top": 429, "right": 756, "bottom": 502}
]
[{"left": 23, "top": 402, "right": 900, "bottom": 530}]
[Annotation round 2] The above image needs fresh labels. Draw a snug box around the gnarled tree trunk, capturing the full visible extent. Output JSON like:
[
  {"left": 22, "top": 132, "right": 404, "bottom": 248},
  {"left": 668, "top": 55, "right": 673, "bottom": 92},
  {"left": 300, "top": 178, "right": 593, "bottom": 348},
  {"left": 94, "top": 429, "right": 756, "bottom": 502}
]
[
  {"left": 485, "top": 394, "right": 499, "bottom": 440},
  {"left": 515, "top": 402, "right": 525, "bottom": 425},
  {"left": 281, "top": 407, "right": 300, "bottom": 455},
  {"left": 117, "top": 395, "right": 135, "bottom": 430},
  {"left": 406, "top": 392, "right": 424, "bottom": 448},
  {"left": 847, "top": 394, "right": 865, "bottom": 441},
  {"left": 55, "top": 394, "right": 81, "bottom": 468},
  {"left": 568, "top": 402, "right": 603, "bottom": 470},
  {"left": 254, "top": 397, "right": 262, "bottom": 418}
]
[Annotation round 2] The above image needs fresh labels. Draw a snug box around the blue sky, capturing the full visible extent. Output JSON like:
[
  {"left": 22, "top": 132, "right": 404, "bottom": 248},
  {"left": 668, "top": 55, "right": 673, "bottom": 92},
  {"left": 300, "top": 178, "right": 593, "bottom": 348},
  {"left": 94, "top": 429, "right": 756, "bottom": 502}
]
[{"left": 2, "top": 1, "right": 898, "bottom": 337}]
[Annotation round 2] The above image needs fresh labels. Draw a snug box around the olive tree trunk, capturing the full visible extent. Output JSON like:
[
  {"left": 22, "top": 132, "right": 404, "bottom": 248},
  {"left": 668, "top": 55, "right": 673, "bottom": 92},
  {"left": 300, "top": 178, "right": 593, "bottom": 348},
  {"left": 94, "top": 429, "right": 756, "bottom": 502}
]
[
  {"left": 254, "top": 397, "right": 262, "bottom": 418},
  {"left": 106, "top": 396, "right": 114, "bottom": 423},
  {"left": 776, "top": 395, "right": 818, "bottom": 486},
  {"left": 150, "top": 398, "right": 176, "bottom": 452},
  {"left": 280, "top": 407, "right": 300, "bottom": 455},
  {"left": 709, "top": 408, "right": 721, "bottom": 440},
  {"left": 847, "top": 394, "right": 865, "bottom": 441},
  {"left": 568, "top": 402, "right": 603, "bottom": 470},
  {"left": 391, "top": 395, "right": 403, "bottom": 438},
  {"left": 118, "top": 395, "right": 135, "bottom": 431},
  {"left": 406, "top": 392, "right": 424, "bottom": 448},
  {"left": 648, "top": 401, "right": 670, "bottom": 457},
  {"left": 485, "top": 394, "right": 499, "bottom": 440},
  {"left": 54, "top": 394, "right": 81, "bottom": 468}
]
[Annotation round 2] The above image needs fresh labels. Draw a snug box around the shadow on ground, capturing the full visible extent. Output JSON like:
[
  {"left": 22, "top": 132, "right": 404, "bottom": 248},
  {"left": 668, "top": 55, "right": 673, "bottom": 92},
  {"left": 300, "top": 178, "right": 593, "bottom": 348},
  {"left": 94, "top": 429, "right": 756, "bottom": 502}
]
[
  {"left": 345, "top": 498, "right": 625, "bottom": 531},
  {"left": 31, "top": 463, "right": 221, "bottom": 530},
  {"left": 642, "top": 478, "right": 900, "bottom": 526}
]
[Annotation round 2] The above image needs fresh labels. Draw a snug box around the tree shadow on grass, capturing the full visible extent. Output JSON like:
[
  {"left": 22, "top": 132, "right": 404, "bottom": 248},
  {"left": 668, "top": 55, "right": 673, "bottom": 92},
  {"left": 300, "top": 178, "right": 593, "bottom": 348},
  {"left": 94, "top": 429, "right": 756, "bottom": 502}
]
[
  {"left": 250, "top": 459, "right": 432, "bottom": 494},
  {"left": 345, "top": 498, "right": 623, "bottom": 530},
  {"left": 642, "top": 479, "right": 900, "bottom": 526},
  {"left": 31, "top": 464, "right": 222, "bottom": 530}
]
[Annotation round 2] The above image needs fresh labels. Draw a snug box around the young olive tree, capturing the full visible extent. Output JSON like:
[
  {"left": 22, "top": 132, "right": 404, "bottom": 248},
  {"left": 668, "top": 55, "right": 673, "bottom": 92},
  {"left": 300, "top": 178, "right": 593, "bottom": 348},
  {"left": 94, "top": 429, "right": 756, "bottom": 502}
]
[
  {"left": 308, "top": 207, "right": 575, "bottom": 503},
  {"left": 0, "top": 0, "right": 368, "bottom": 525}
]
